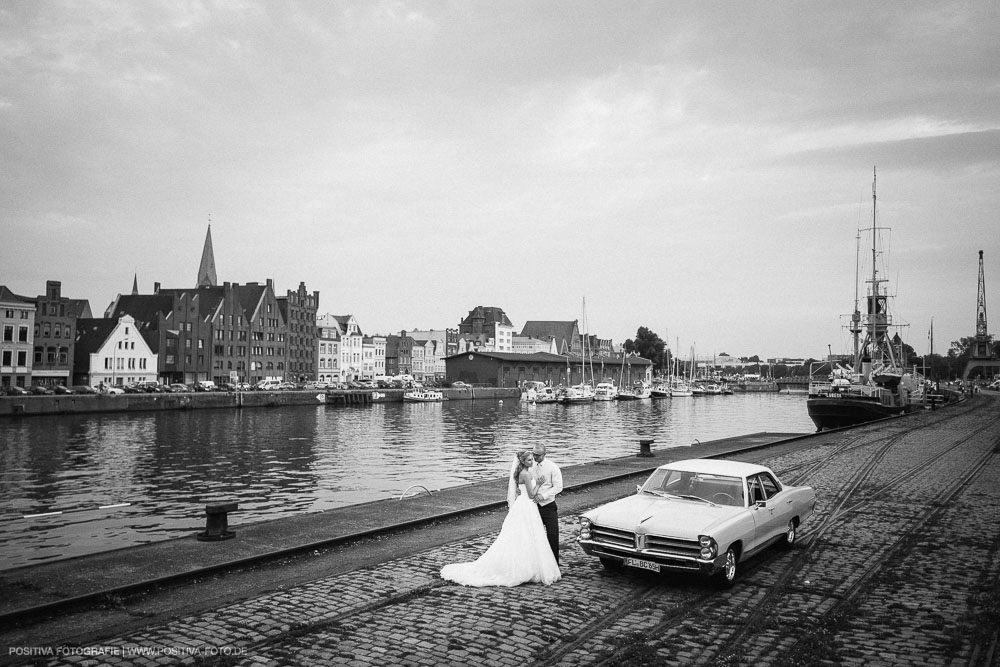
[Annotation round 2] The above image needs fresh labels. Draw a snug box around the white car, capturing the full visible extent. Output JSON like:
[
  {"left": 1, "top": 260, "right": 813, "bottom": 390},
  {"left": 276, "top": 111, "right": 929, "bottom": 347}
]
[{"left": 578, "top": 459, "right": 816, "bottom": 587}]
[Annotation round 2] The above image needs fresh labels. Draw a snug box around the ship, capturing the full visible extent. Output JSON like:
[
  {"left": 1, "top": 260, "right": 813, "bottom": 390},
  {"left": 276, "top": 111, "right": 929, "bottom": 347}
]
[{"left": 806, "top": 169, "right": 926, "bottom": 431}]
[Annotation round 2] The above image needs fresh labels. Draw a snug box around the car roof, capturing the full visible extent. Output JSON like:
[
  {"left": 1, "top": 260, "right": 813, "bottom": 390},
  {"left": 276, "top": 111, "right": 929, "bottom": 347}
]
[{"left": 656, "top": 458, "right": 771, "bottom": 478}]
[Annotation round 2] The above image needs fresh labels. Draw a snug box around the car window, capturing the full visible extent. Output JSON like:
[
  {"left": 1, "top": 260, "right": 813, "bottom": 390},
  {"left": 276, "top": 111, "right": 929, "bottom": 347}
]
[
  {"left": 759, "top": 473, "right": 781, "bottom": 497},
  {"left": 748, "top": 476, "right": 766, "bottom": 504},
  {"left": 641, "top": 470, "right": 743, "bottom": 506}
]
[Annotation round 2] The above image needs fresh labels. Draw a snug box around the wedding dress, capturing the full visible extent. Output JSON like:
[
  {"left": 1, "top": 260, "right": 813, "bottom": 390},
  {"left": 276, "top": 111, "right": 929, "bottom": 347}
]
[{"left": 440, "top": 483, "right": 561, "bottom": 587}]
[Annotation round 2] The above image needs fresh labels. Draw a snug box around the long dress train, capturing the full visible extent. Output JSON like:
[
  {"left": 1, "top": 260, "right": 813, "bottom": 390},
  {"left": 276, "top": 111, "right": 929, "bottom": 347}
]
[{"left": 440, "top": 484, "right": 561, "bottom": 587}]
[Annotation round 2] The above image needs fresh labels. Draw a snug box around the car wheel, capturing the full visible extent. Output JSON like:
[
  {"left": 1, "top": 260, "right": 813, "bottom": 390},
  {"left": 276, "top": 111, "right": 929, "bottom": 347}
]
[
  {"left": 716, "top": 547, "right": 738, "bottom": 588},
  {"left": 599, "top": 557, "right": 622, "bottom": 571},
  {"left": 781, "top": 519, "right": 798, "bottom": 549}
]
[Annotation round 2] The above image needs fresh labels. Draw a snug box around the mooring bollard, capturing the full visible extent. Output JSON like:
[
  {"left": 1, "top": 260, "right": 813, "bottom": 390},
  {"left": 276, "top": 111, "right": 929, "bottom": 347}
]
[
  {"left": 197, "top": 502, "right": 238, "bottom": 541},
  {"left": 638, "top": 438, "right": 654, "bottom": 457}
]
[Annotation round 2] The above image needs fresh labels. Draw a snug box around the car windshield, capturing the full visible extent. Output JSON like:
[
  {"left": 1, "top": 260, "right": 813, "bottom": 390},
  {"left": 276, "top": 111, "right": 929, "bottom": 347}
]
[{"left": 640, "top": 469, "right": 745, "bottom": 507}]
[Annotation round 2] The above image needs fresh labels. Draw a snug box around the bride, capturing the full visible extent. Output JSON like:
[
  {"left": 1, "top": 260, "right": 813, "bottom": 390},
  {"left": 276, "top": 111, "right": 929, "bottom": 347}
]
[{"left": 440, "top": 450, "right": 561, "bottom": 587}]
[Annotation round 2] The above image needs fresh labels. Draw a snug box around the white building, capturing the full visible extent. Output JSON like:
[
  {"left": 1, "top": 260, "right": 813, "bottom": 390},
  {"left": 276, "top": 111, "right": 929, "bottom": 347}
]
[
  {"left": 79, "top": 315, "right": 158, "bottom": 388},
  {"left": 316, "top": 313, "right": 365, "bottom": 384},
  {"left": 362, "top": 334, "right": 387, "bottom": 381},
  {"left": 512, "top": 336, "right": 559, "bottom": 354}
]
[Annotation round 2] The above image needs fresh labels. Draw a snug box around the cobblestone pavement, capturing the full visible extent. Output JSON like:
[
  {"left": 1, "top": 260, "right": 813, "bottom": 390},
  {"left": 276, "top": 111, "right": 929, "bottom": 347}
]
[{"left": 13, "top": 397, "right": 1000, "bottom": 667}]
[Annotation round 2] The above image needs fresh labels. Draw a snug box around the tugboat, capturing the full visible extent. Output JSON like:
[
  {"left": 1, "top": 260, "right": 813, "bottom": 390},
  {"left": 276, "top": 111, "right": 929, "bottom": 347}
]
[{"left": 807, "top": 169, "right": 925, "bottom": 431}]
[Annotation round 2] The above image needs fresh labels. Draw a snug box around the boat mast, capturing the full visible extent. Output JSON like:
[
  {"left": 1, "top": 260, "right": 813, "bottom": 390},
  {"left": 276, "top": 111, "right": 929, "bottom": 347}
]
[
  {"left": 864, "top": 166, "right": 899, "bottom": 375},
  {"left": 851, "top": 224, "right": 862, "bottom": 370},
  {"left": 869, "top": 166, "right": 878, "bottom": 368}
]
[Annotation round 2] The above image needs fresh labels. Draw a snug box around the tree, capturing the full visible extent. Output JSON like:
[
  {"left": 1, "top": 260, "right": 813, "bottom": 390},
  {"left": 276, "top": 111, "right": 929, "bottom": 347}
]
[{"left": 624, "top": 327, "right": 667, "bottom": 372}]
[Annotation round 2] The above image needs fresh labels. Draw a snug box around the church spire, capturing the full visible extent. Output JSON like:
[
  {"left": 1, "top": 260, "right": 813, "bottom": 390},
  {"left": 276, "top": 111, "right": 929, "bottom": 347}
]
[
  {"left": 197, "top": 223, "right": 218, "bottom": 287},
  {"left": 132, "top": 273, "right": 139, "bottom": 295}
]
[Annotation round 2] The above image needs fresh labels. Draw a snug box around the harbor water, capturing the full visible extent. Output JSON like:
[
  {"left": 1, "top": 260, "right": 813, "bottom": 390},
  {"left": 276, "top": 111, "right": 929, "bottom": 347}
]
[{"left": 0, "top": 393, "right": 812, "bottom": 570}]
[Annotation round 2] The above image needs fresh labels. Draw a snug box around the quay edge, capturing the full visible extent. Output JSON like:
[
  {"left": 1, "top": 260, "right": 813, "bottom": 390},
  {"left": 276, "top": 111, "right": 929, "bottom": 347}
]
[{"left": 0, "top": 387, "right": 519, "bottom": 418}]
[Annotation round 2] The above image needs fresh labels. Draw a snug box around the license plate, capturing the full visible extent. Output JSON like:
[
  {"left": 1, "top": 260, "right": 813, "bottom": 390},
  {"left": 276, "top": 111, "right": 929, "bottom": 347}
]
[{"left": 624, "top": 557, "right": 660, "bottom": 573}]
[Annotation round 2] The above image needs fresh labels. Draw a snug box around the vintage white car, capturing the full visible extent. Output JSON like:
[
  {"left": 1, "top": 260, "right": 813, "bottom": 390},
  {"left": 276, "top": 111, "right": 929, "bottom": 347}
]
[{"left": 577, "top": 458, "right": 816, "bottom": 587}]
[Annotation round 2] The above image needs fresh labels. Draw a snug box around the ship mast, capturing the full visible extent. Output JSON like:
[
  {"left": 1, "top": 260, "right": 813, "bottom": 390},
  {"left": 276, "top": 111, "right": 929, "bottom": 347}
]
[{"left": 863, "top": 166, "right": 899, "bottom": 375}]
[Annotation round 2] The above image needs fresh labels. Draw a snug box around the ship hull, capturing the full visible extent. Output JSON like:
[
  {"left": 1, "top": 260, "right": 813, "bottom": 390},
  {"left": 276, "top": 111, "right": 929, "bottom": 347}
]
[{"left": 806, "top": 396, "right": 904, "bottom": 431}]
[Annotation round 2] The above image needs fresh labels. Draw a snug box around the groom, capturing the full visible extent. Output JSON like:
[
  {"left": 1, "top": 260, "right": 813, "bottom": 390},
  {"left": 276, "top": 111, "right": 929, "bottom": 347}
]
[{"left": 532, "top": 443, "right": 563, "bottom": 564}]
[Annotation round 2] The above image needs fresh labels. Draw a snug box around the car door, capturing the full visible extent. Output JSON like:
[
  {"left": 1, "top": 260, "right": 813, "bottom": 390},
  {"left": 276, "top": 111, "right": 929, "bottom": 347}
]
[
  {"left": 745, "top": 476, "right": 772, "bottom": 552},
  {"left": 752, "top": 473, "right": 791, "bottom": 544},
  {"left": 759, "top": 472, "right": 796, "bottom": 540}
]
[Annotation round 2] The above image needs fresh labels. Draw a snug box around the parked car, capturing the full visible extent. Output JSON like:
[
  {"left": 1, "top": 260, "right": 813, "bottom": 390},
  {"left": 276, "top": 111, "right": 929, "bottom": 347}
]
[
  {"left": 194, "top": 380, "right": 217, "bottom": 392},
  {"left": 29, "top": 385, "right": 54, "bottom": 395},
  {"left": 168, "top": 383, "right": 190, "bottom": 393},
  {"left": 450, "top": 381, "right": 469, "bottom": 388},
  {"left": 4, "top": 386, "right": 31, "bottom": 396},
  {"left": 123, "top": 384, "right": 145, "bottom": 394},
  {"left": 990, "top": 379, "right": 1000, "bottom": 390},
  {"left": 302, "top": 381, "right": 329, "bottom": 390},
  {"left": 101, "top": 386, "right": 125, "bottom": 395},
  {"left": 71, "top": 385, "right": 99, "bottom": 394},
  {"left": 52, "top": 385, "right": 74, "bottom": 394},
  {"left": 134, "top": 381, "right": 165, "bottom": 393},
  {"left": 277, "top": 382, "right": 297, "bottom": 390},
  {"left": 577, "top": 458, "right": 817, "bottom": 587},
  {"left": 255, "top": 379, "right": 282, "bottom": 391}
]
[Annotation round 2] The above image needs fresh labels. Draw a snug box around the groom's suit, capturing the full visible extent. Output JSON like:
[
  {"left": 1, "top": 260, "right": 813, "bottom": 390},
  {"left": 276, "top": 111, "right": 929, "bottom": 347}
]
[{"left": 534, "top": 459, "right": 564, "bottom": 563}]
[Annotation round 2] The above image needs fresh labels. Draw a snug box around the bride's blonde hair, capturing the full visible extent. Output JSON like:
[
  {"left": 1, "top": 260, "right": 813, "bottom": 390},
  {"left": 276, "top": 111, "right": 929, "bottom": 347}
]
[{"left": 512, "top": 449, "right": 533, "bottom": 482}]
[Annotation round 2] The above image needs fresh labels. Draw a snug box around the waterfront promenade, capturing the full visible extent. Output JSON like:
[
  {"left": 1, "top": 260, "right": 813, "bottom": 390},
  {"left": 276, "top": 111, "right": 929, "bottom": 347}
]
[{"left": 2, "top": 393, "right": 998, "bottom": 666}]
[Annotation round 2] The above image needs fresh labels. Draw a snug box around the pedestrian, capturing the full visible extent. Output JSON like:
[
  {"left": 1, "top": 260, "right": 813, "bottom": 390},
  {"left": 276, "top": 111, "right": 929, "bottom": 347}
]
[{"left": 532, "top": 442, "right": 563, "bottom": 564}]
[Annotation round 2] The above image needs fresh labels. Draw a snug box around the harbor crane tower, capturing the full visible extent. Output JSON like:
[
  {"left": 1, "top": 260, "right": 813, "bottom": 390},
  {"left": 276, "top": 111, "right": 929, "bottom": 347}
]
[{"left": 962, "top": 250, "right": 999, "bottom": 381}]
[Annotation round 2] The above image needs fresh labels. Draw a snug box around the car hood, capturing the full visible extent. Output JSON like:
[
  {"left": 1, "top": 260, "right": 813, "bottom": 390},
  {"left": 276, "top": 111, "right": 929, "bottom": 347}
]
[{"left": 583, "top": 494, "right": 745, "bottom": 539}]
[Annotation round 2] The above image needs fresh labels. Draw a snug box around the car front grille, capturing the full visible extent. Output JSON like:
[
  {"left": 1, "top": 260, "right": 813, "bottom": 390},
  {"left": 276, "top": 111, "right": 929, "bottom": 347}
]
[
  {"left": 590, "top": 524, "right": 636, "bottom": 549},
  {"left": 643, "top": 535, "right": 701, "bottom": 558},
  {"left": 590, "top": 524, "right": 701, "bottom": 559}
]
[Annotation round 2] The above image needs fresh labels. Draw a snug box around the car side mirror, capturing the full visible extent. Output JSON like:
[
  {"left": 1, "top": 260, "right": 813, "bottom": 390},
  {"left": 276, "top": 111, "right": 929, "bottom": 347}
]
[{"left": 755, "top": 500, "right": 767, "bottom": 508}]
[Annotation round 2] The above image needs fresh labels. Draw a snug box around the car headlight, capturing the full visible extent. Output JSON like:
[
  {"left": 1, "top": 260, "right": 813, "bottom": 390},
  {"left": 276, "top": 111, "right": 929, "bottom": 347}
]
[
  {"left": 579, "top": 517, "right": 592, "bottom": 539},
  {"left": 699, "top": 535, "right": 717, "bottom": 559}
]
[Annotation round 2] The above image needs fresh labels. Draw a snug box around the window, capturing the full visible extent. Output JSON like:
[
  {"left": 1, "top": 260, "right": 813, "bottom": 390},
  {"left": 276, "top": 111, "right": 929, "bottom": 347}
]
[
  {"left": 18, "top": 326, "right": 28, "bottom": 343},
  {"left": 3, "top": 325, "right": 13, "bottom": 342},
  {"left": 2, "top": 350, "right": 11, "bottom": 365},
  {"left": 16, "top": 350, "right": 27, "bottom": 366}
]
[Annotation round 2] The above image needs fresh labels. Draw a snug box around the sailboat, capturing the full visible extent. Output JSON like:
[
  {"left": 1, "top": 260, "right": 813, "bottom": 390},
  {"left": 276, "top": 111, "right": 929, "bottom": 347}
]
[
  {"left": 560, "top": 299, "right": 595, "bottom": 404},
  {"left": 669, "top": 338, "right": 693, "bottom": 397},
  {"left": 806, "top": 168, "right": 925, "bottom": 431}
]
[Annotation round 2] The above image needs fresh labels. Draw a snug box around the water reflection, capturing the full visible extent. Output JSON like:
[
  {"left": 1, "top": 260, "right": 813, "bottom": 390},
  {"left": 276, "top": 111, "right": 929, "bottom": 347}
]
[{"left": 0, "top": 394, "right": 812, "bottom": 569}]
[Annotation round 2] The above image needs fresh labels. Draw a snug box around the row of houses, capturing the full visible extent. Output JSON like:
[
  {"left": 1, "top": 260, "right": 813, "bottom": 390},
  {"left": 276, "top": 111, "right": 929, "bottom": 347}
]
[
  {"left": 2, "top": 277, "right": 647, "bottom": 390},
  {"left": 3, "top": 230, "right": 649, "bottom": 391},
  {"left": 1, "top": 227, "right": 651, "bottom": 391}
]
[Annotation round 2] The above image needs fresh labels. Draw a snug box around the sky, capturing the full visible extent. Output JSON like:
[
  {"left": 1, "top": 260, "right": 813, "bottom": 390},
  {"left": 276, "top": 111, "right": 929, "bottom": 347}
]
[{"left": 2, "top": 1, "right": 999, "bottom": 361}]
